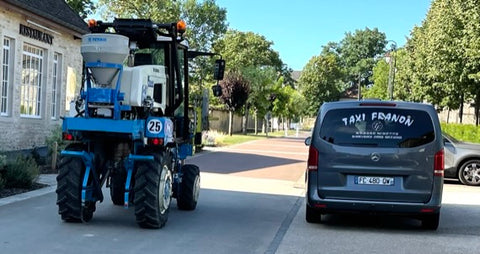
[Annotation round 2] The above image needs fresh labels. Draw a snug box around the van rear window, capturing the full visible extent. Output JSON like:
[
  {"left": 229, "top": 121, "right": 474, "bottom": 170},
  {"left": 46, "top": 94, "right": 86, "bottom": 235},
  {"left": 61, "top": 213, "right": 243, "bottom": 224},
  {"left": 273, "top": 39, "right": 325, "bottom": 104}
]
[{"left": 319, "top": 108, "right": 435, "bottom": 148}]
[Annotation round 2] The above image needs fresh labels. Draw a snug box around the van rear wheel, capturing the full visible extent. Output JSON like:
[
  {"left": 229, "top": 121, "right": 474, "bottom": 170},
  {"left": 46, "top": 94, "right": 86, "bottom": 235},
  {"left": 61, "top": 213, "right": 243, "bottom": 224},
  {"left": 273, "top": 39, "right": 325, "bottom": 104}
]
[
  {"left": 305, "top": 204, "right": 322, "bottom": 223},
  {"left": 421, "top": 213, "right": 440, "bottom": 230}
]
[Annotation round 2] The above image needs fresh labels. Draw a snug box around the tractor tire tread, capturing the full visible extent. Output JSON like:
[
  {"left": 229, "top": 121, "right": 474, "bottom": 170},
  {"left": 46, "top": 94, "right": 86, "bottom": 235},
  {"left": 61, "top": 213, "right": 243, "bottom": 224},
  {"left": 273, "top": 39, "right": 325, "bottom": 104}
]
[{"left": 177, "top": 164, "right": 200, "bottom": 210}]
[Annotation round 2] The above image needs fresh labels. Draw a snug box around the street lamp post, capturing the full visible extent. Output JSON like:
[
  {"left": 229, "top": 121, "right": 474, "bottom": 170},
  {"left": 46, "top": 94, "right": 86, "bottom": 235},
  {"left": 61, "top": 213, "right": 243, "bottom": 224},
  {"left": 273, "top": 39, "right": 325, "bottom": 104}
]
[{"left": 385, "top": 40, "right": 397, "bottom": 101}]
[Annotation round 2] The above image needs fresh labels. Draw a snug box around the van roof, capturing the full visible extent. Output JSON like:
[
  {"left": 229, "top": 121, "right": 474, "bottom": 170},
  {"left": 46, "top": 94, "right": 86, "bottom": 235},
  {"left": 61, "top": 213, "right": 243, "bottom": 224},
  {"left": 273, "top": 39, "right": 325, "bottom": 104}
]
[{"left": 322, "top": 100, "right": 435, "bottom": 111}]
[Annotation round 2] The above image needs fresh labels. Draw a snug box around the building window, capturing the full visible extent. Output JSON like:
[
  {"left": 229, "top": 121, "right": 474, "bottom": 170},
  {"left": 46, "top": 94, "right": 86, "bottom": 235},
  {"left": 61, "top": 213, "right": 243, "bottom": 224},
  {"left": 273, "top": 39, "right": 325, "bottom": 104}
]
[
  {"left": 51, "top": 52, "right": 62, "bottom": 119},
  {"left": 1, "top": 37, "right": 12, "bottom": 116},
  {"left": 21, "top": 44, "right": 44, "bottom": 117}
]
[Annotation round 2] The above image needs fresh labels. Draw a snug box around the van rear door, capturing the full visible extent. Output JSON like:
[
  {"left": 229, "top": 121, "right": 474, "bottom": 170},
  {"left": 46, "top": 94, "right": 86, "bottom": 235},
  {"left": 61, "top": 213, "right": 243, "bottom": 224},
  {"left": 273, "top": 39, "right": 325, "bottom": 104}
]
[{"left": 315, "top": 107, "right": 437, "bottom": 203}]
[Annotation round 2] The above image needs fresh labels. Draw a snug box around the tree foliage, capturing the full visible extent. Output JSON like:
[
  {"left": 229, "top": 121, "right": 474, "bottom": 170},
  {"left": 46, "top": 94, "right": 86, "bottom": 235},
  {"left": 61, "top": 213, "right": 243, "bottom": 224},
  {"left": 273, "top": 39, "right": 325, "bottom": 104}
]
[
  {"left": 66, "top": 0, "right": 96, "bottom": 19},
  {"left": 298, "top": 53, "right": 344, "bottom": 116},
  {"left": 364, "top": 48, "right": 410, "bottom": 101},
  {"left": 298, "top": 28, "right": 387, "bottom": 115},
  {"left": 400, "top": 0, "right": 480, "bottom": 123},
  {"left": 339, "top": 28, "right": 387, "bottom": 90},
  {"left": 213, "top": 30, "right": 283, "bottom": 72},
  {"left": 182, "top": 0, "right": 227, "bottom": 51},
  {"left": 219, "top": 71, "right": 250, "bottom": 112},
  {"left": 363, "top": 59, "right": 389, "bottom": 100},
  {"left": 271, "top": 79, "right": 306, "bottom": 120},
  {"left": 241, "top": 66, "right": 277, "bottom": 118},
  {"left": 96, "top": 0, "right": 228, "bottom": 111},
  {"left": 96, "top": 0, "right": 227, "bottom": 52},
  {"left": 97, "top": 0, "right": 181, "bottom": 21}
]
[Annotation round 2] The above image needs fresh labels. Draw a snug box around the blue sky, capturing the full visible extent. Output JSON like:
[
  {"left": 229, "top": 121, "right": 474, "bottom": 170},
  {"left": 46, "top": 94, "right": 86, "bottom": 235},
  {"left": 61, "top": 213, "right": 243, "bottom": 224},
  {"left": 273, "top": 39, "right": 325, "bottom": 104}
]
[{"left": 215, "top": 0, "right": 432, "bottom": 70}]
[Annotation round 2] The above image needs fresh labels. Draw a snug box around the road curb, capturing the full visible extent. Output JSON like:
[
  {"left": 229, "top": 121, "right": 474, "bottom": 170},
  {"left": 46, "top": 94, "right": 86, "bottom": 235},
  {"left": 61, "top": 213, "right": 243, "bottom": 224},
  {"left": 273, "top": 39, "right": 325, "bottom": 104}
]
[{"left": 0, "top": 174, "right": 57, "bottom": 207}]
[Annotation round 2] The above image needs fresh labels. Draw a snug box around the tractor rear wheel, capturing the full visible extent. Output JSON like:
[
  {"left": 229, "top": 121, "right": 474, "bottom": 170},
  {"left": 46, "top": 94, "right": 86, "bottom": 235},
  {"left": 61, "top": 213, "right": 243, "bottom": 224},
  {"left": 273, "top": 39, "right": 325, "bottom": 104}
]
[
  {"left": 56, "top": 152, "right": 84, "bottom": 222},
  {"left": 134, "top": 150, "right": 173, "bottom": 228},
  {"left": 176, "top": 164, "right": 200, "bottom": 210}
]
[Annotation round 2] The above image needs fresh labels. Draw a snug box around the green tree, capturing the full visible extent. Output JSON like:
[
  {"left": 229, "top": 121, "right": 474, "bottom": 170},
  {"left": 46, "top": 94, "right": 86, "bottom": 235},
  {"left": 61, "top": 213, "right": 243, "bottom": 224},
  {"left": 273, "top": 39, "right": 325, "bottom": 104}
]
[
  {"left": 241, "top": 66, "right": 277, "bottom": 134},
  {"left": 365, "top": 48, "right": 411, "bottom": 101},
  {"left": 66, "top": 0, "right": 96, "bottom": 19},
  {"left": 97, "top": 0, "right": 181, "bottom": 21},
  {"left": 182, "top": 0, "right": 227, "bottom": 51},
  {"left": 457, "top": 0, "right": 480, "bottom": 124},
  {"left": 338, "top": 28, "right": 387, "bottom": 98},
  {"left": 271, "top": 79, "right": 306, "bottom": 131},
  {"left": 298, "top": 53, "right": 344, "bottom": 116},
  {"left": 214, "top": 29, "right": 287, "bottom": 133},
  {"left": 423, "top": 0, "right": 463, "bottom": 111},
  {"left": 95, "top": 0, "right": 227, "bottom": 61},
  {"left": 180, "top": 0, "right": 227, "bottom": 118},
  {"left": 213, "top": 30, "right": 283, "bottom": 72},
  {"left": 363, "top": 59, "right": 389, "bottom": 100},
  {"left": 97, "top": 0, "right": 228, "bottom": 128},
  {"left": 284, "top": 87, "right": 307, "bottom": 123},
  {"left": 405, "top": 0, "right": 480, "bottom": 124}
]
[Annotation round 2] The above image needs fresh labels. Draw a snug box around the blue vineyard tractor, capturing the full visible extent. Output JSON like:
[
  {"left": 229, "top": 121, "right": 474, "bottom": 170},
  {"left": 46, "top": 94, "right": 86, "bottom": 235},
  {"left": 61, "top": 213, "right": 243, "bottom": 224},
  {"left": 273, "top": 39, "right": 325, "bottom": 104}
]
[{"left": 55, "top": 19, "right": 224, "bottom": 228}]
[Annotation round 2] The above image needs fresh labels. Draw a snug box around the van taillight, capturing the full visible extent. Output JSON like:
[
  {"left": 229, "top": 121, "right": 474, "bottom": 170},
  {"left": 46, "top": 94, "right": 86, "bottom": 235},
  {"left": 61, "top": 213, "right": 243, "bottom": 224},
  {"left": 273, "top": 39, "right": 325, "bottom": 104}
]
[
  {"left": 307, "top": 146, "right": 319, "bottom": 171},
  {"left": 434, "top": 149, "right": 444, "bottom": 176}
]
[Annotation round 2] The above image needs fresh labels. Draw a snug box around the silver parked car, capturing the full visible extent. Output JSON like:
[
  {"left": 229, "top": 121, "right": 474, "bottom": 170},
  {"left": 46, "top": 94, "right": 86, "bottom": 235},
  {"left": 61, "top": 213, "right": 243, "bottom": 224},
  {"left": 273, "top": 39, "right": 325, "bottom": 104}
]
[
  {"left": 443, "top": 133, "right": 480, "bottom": 186},
  {"left": 305, "top": 100, "right": 444, "bottom": 230}
]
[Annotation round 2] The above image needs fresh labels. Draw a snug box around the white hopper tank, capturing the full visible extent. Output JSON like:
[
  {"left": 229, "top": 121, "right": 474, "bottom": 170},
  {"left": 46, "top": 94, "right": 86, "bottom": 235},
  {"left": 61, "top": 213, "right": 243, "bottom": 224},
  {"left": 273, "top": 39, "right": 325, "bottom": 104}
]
[{"left": 81, "top": 33, "right": 129, "bottom": 87}]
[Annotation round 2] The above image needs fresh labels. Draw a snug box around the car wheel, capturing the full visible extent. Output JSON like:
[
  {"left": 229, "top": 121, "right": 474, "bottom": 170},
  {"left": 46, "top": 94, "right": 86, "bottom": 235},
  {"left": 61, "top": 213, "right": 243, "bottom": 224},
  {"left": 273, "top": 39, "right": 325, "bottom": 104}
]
[
  {"left": 305, "top": 204, "right": 322, "bottom": 223},
  {"left": 458, "top": 160, "right": 480, "bottom": 186}
]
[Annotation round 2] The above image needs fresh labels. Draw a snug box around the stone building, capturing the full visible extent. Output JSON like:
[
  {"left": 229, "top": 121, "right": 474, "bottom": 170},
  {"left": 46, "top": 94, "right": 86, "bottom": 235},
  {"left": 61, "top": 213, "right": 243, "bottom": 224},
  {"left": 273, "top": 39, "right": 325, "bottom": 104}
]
[{"left": 0, "top": 0, "right": 88, "bottom": 151}]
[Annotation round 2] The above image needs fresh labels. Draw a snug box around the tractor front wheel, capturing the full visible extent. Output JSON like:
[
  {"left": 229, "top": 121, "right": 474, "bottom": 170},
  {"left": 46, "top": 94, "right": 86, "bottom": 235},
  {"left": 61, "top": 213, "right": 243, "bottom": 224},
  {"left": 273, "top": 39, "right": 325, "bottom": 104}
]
[{"left": 176, "top": 164, "right": 200, "bottom": 210}]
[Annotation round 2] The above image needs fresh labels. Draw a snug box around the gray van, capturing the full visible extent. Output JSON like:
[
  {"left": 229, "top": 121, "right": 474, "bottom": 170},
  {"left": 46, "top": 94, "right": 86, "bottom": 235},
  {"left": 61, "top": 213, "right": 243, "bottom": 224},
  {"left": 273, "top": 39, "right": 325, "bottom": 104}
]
[{"left": 305, "top": 100, "right": 444, "bottom": 230}]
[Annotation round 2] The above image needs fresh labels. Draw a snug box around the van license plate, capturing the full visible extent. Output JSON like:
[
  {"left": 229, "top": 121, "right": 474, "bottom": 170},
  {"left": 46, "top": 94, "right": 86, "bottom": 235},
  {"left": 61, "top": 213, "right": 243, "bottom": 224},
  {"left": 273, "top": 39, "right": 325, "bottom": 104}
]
[{"left": 356, "top": 176, "right": 394, "bottom": 186}]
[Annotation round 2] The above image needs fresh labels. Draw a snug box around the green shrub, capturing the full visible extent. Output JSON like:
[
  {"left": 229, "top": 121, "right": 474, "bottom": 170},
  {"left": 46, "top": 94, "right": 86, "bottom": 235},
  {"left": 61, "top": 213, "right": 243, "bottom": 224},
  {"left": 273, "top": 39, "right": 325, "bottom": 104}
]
[
  {"left": 3, "top": 155, "right": 39, "bottom": 189},
  {"left": 45, "top": 125, "right": 67, "bottom": 164},
  {"left": 441, "top": 123, "right": 480, "bottom": 143},
  {"left": 202, "top": 130, "right": 226, "bottom": 146}
]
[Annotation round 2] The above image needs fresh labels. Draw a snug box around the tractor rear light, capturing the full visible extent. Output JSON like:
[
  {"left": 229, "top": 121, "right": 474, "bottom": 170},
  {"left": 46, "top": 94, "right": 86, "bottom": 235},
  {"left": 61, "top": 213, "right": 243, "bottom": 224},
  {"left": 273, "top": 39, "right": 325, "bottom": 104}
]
[
  {"left": 63, "top": 133, "right": 74, "bottom": 141},
  {"left": 307, "top": 145, "right": 319, "bottom": 171},
  {"left": 434, "top": 149, "right": 444, "bottom": 176},
  {"left": 148, "top": 138, "right": 164, "bottom": 146}
]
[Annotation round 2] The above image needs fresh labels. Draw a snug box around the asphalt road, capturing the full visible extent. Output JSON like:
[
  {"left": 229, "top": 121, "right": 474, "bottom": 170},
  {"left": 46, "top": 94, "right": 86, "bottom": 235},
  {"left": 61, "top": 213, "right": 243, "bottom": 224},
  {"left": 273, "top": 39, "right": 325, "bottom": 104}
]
[{"left": 1, "top": 136, "right": 480, "bottom": 254}]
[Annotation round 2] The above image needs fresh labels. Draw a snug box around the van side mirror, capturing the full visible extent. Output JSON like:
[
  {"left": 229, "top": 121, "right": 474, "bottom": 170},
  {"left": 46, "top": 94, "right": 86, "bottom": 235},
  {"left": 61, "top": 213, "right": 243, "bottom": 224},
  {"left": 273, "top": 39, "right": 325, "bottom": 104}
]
[
  {"left": 305, "top": 137, "right": 312, "bottom": 146},
  {"left": 214, "top": 59, "right": 225, "bottom": 80}
]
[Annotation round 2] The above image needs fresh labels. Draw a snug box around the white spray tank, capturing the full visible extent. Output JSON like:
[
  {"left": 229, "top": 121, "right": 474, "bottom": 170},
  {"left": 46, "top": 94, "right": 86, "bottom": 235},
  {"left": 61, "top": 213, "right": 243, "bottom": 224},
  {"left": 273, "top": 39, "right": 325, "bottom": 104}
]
[{"left": 81, "top": 34, "right": 129, "bottom": 88}]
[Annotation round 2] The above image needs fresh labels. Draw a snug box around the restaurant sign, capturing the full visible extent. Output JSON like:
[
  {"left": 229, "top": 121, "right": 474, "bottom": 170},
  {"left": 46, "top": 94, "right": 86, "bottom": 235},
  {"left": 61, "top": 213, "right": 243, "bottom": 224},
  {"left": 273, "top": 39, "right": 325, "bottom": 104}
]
[{"left": 19, "top": 24, "right": 53, "bottom": 45}]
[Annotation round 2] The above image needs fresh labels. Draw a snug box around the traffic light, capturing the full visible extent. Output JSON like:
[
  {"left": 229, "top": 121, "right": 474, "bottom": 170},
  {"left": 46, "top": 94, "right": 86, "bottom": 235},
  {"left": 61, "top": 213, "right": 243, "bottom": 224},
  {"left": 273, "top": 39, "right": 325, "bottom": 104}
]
[{"left": 212, "top": 84, "right": 222, "bottom": 97}]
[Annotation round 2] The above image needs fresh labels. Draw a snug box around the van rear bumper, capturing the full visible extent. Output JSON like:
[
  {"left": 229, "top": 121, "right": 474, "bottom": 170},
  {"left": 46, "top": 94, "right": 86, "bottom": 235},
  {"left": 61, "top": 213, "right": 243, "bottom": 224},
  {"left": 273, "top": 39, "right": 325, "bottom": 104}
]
[
  {"left": 306, "top": 172, "right": 443, "bottom": 216},
  {"left": 306, "top": 197, "right": 441, "bottom": 216}
]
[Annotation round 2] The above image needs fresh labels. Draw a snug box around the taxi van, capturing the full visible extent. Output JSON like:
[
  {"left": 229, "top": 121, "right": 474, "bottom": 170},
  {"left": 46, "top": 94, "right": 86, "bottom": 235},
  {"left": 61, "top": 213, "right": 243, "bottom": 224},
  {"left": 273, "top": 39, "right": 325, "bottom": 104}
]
[{"left": 305, "top": 100, "right": 444, "bottom": 230}]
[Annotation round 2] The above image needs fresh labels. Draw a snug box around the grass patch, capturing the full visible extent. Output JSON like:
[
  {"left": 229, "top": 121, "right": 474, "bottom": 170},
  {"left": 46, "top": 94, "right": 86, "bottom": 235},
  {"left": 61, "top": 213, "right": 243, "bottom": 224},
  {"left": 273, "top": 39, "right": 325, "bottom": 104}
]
[
  {"left": 203, "top": 129, "right": 305, "bottom": 147},
  {"left": 219, "top": 134, "right": 267, "bottom": 146}
]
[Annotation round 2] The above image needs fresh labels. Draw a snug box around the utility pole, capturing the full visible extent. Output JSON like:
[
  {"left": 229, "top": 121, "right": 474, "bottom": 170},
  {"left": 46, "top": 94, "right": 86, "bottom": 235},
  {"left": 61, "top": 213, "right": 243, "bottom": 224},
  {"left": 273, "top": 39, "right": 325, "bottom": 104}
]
[{"left": 386, "top": 41, "right": 397, "bottom": 100}]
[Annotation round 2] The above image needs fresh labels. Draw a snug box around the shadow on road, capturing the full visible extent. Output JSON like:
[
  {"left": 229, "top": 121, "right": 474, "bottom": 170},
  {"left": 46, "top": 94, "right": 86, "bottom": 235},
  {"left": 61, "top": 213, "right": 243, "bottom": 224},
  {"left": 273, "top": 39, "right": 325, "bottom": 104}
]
[{"left": 189, "top": 151, "right": 303, "bottom": 174}]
